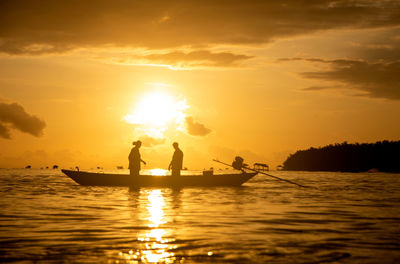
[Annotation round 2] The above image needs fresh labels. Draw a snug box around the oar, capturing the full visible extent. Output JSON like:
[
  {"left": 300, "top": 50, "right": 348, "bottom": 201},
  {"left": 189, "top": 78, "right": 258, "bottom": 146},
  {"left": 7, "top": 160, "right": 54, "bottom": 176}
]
[{"left": 213, "top": 159, "right": 309, "bottom": 188}]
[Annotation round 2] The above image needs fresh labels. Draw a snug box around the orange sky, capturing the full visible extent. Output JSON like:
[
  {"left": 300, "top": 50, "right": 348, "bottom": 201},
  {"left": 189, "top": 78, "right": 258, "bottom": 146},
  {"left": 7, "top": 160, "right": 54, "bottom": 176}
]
[{"left": 1, "top": 1, "right": 400, "bottom": 169}]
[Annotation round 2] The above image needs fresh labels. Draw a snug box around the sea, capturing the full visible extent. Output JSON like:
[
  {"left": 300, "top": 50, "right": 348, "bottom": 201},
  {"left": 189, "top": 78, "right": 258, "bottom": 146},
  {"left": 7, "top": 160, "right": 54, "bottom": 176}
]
[{"left": 1, "top": 169, "right": 399, "bottom": 264}]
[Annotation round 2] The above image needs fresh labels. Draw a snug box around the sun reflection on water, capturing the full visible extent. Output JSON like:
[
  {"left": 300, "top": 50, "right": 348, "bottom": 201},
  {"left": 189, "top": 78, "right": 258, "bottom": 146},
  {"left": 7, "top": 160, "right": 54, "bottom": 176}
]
[
  {"left": 147, "top": 190, "right": 166, "bottom": 228},
  {"left": 149, "top": 169, "right": 168, "bottom": 176},
  {"left": 119, "top": 189, "right": 177, "bottom": 263}
]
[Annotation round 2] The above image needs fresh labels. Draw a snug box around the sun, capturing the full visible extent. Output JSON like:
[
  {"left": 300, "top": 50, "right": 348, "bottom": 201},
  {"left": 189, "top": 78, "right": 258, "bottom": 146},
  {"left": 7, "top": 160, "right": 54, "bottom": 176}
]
[{"left": 124, "top": 91, "right": 188, "bottom": 136}]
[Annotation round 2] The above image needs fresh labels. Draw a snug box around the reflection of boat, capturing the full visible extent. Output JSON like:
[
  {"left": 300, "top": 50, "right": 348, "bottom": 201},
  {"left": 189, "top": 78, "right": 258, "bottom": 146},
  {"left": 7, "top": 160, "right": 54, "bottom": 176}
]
[{"left": 61, "top": 169, "right": 257, "bottom": 187}]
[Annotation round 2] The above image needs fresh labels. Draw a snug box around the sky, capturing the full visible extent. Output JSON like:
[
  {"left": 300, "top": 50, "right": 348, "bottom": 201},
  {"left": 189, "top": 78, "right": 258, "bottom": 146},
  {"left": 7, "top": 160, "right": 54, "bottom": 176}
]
[{"left": 1, "top": 0, "right": 400, "bottom": 169}]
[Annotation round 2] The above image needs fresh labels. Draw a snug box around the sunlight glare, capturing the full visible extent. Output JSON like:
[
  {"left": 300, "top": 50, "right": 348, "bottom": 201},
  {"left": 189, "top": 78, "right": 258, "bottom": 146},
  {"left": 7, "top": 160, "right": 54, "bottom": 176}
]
[
  {"left": 133, "top": 190, "right": 177, "bottom": 263},
  {"left": 147, "top": 190, "right": 166, "bottom": 227},
  {"left": 124, "top": 91, "right": 189, "bottom": 128},
  {"left": 149, "top": 169, "right": 168, "bottom": 176}
]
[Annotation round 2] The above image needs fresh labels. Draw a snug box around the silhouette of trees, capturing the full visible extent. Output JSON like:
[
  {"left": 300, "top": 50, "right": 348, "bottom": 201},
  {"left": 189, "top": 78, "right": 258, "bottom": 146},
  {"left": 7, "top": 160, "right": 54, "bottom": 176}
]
[{"left": 283, "top": 140, "right": 400, "bottom": 172}]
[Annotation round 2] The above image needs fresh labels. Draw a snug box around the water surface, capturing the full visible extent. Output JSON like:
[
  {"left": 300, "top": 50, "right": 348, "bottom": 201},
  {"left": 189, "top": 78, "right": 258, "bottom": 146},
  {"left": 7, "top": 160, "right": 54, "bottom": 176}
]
[{"left": 1, "top": 169, "right": 399, "bottom": 263}]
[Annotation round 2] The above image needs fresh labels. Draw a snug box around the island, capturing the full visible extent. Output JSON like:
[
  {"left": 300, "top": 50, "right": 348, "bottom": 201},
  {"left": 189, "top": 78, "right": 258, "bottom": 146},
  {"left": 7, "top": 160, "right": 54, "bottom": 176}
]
[{"left": 283, "top": 140, "right": 400, "bottom": 172}]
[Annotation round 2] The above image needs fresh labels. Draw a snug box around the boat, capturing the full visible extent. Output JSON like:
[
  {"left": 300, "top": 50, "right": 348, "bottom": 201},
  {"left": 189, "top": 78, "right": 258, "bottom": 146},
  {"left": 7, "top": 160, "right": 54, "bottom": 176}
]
[{"left": 61, "top": 169, "right": 257, "bottom": 187}]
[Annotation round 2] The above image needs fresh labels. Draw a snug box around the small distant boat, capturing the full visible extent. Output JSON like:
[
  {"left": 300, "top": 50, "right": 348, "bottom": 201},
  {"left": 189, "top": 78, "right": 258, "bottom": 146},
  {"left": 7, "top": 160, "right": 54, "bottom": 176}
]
[{"left": 61, "top": 169, "right": 257, "bottom": 187}]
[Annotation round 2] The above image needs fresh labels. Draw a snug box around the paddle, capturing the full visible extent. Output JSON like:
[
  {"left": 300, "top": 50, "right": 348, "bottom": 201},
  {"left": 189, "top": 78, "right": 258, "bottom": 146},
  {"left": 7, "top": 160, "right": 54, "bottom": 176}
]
[{"left": 213, "top": 159, "right": 310, "bottom": 188}]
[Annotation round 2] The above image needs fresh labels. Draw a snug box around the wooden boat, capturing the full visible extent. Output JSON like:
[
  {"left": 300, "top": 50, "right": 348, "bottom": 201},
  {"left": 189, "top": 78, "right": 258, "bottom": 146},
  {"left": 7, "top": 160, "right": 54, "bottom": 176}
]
[{"left": 61, "top": 169, "right": 257, "bottom": 187}]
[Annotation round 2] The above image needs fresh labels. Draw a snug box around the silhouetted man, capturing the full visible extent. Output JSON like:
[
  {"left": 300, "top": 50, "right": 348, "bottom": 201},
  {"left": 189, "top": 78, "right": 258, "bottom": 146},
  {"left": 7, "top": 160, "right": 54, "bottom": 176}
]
[
  {"left": 129, "top": 140, "right": 146, "bottom": 179},
  {"left": 168, "top": 142, "right": 183, "bottom": 177}
]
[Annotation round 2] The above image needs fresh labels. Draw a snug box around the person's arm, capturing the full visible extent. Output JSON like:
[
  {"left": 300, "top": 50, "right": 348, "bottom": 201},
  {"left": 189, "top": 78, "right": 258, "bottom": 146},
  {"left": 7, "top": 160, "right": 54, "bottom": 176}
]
[
  {"left": 168, "top": 152, "right": 175, "bottom": 170},
  {"left": 141, "top": 159, "right": 146, "bottom": 165}
]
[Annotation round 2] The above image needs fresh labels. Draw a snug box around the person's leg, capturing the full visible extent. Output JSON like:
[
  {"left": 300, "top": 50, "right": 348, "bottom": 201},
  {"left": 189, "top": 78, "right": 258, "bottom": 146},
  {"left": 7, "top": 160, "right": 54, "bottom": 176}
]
[
  {"left": 171, "top": 169, "right": 180, "bottom": 177},
  {"left": 130, "top": 169, "right": 139, "bottom": 186}
]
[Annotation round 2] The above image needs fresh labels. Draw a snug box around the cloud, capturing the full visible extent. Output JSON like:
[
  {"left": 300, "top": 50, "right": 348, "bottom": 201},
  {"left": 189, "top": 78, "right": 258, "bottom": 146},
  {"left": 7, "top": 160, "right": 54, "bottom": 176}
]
[
  {"left": 288, "top": 58, "right": 400, "bottom": 100},
  {"left": 139, "top": 135, "right": 166, "bottom": 147},
  {"left": 110, "top": 50, "right": 253, "bottom": 68},
  {"left": 279, "top": 27, "right": 400, "bottom": 100},
  {"left": 354, "top": 33, "right": 400, "bottom": 62},
  {"left": 301, "top": 86, "right": 336, "bottom": 91},
  {"left": 185, "top": 116, "right": 211, "bottom": 136},
  {"left": 0, "top": 102, "right": 46, "bottom": 139},
  {"left": 1, "top": 0, "right": 399, "bottom": 54},
  {"left": 0, "top": 123, "right": 11, "bottom": 139}
]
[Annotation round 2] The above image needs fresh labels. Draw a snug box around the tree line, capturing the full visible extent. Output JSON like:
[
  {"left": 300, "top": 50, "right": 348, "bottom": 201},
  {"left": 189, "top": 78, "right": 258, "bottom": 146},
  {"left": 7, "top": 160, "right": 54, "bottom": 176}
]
[{"left": 283, "top": 140, "right": 400, "bottom": 172}]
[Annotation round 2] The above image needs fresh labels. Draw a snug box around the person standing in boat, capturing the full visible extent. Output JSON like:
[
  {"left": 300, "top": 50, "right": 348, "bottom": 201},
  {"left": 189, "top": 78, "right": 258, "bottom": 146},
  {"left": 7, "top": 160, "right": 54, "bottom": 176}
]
[
  {"left": 168, "top": 142, "right": 183, "bottom": 177},
  {"left": 129, "top": 140, "right": 146, "bottom": 178}
]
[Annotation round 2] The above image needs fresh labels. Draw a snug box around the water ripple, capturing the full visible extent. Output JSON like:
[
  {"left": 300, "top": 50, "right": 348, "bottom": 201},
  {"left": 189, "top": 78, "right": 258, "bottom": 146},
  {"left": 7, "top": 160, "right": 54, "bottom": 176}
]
[{"left": 0, "top": 169, "right": 399, "bottom": 263}]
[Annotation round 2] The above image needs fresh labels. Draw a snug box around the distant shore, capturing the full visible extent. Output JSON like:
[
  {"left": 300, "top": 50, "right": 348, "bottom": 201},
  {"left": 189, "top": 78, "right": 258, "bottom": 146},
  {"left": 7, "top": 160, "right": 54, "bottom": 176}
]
[{"left": 283, "top": 140, "right": 400, "bottom": 172}]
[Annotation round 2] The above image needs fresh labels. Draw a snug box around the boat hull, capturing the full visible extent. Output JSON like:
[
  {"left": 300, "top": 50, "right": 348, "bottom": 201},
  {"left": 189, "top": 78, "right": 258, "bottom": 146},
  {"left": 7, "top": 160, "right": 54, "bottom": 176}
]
[{"left": 61, "top": 169, "right": 257, "bottom": 187}]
